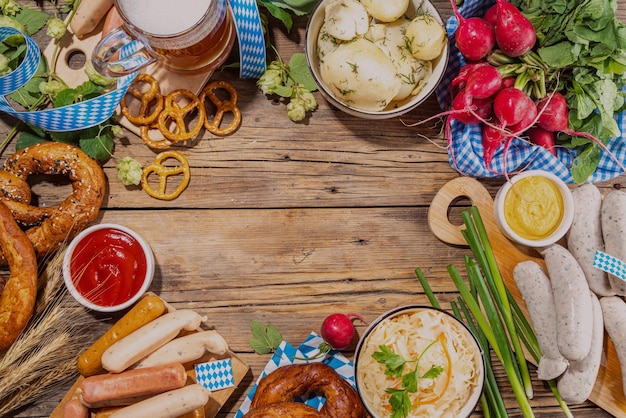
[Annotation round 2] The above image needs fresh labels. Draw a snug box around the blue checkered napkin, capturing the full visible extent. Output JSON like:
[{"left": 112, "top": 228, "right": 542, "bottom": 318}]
[
  {"left": 195, "top": 358, "right": 236, "bottom": 391},
  {"left": 228, "top": 0, "right": 266, "bottom": 79},
  {"left": 594, "top": 250, "right": 626, "bottom": 281},
  {"left": 0, "top": 27, "right": 137, "bottom": 132},
  {"left": 235, "top": 332, "right": 355, "bottom": 417},
  {"left": 434, "top": 0, "right": 626, "bottom": 184}
]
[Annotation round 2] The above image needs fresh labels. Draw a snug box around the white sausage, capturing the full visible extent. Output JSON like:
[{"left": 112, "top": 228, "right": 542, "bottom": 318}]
[
  {"left": 109, "top": 384, "right": 210, "bottom": 418},
  {"left": 557, "top": 292, "right": 603, "bottom": 404},
  {"left": 540, "top": 244, "right": 594, "bottom": 361},
  {"left": 601, "top": 190, "right": 626, "bottom": 295},
  {"left": 568, "top": 183, "right": 614, "bottom": 296},
  {"left": 70, "top": 0, "right": 115, "bottom": 38},
  {"left": 102, "top": 310, "right": 206, "bottom": 373},
  {"left": 135, "top": 330, "right": 229, "bottom": 369},
  {"left": 599, "top": 296, "right": 626, "bottom": 399},
  {"left": 513, "top": 260, "right": 568, "bottom": 380}
]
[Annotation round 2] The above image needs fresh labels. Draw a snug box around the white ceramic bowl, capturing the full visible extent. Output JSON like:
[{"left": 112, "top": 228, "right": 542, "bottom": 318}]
[
  {"left": 305, "top": 0, "right": 449, "bottom": 119},
  {"left": 63, "top": 223, "right": 155, "bottom": 312},
  {"left": 354, "top": 305, "right": 485, "bottom": 418},
  {"left": 493, "top": 170, "right": 574, "bottom": 248}
]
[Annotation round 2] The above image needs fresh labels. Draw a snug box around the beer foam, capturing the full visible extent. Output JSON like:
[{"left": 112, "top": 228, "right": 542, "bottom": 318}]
[{"left": 118, "top": 0, "right": 212, "bottom": 36}]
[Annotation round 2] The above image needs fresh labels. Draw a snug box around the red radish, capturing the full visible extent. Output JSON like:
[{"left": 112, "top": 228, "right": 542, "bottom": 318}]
[
  {"left": 494, "top": 0, "right": 536, "bottom": 57},
  {"left": 452, "top": 89, "right": 492, "bottom": 124},
  {"left": 451, "top": 61, "right": 490, "bottom": 93},
  {"left": 465, "top": 64, "right": 502, "bottom": 100},
  {"left": 320, "top": 313, "right": 367, "bottom": 350},
  {"left": 509, "top": 102, "right": 538, "bottom": 134},
  {"left": 527, "top": 126, "right": 557, "bottom": 155},
  {"left": 450, "top": 0, "right": 496, "bottom": 61},
  {"left": 493, "top": 87, "right": 535, "bottom": 127},
  {"left": 501, "top": 76, "right": 515, "bottom": 89},
  {"left": 484, "top": 4, "right": 498, "bottom": 27},
  {"left": 482, "top": 121, "right": 507, "bottom": 169},
  {"left": 536, "top": 91, "right": 626, "bottom": 171}
]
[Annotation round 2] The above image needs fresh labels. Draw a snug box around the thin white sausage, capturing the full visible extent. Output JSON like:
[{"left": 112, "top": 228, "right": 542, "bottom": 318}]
[
  {"left": 557, "top": 292, "right": 603, "bottom": 404},
  {"left": 135, "top": 330, "right": 229, "bottom": 369},
  {"left": 568, "top": 183, "right": 614, "bottom": 296},
  {"left": 102, "top": 310, "right": 206, "bottom": 373},
  {"left": 70, "top": 0, "right": 115, "bottom": 38},
  {"left": 599, "top": 296, "right": 626, "bottom": 399},
  {"left": 513, "top": 260, "right": 568, "bottom": 380},
  {"left": 540, "top": 244, "right": 594, "bottom": 362},
  {"left": 109, "top": 384, "right": 210, "bottom": 418},
  {"left": 601, "top": 190, "right": 626, "bottom": 295}
]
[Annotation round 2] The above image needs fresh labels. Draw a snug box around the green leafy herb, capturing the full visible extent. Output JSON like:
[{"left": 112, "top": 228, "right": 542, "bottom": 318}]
[
  {"left": 372, "top": 340, "right": 444, "bottom": 418},
  {"left": 249, "top": 320, "right": 283, "bottom": 354}
]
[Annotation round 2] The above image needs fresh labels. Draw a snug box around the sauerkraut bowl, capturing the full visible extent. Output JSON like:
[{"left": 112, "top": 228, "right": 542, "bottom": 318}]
[
  {"left": 305, "top": 0, "right": 449, "bottom": 119},
  {"left": 354, "top": 305, "right": 485, "bottom": 418}
]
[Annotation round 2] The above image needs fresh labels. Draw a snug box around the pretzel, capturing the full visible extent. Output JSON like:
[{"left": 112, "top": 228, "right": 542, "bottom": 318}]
[
  {"left": 247, "top": 363, "right": 368, "bottom": 418},
  {"left": 0, "top": 142, "right": 106, "bottom": 264},
  {"left": 200, "top": 80, "right": 242, "bottom": 136},
  {"left": 121, "top": 73, "right": 164, "bottom": 126},
  {"left": 157, "top": 89, "right": 205, "bottom": 142},
  {"left": 141, "top": 150, "right": 190, "bottom": 200},
  {"left": 0, "top": 200, "right": 38, "bottom": 350},
  {"left": 140, "top": 124, "right": 174, "bottom": 150}
]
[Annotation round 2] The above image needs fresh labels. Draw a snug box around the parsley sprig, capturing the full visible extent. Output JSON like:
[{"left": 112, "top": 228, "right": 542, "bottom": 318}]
[{"left": 372, "top": 341, "right": 444, "bottom": 418}]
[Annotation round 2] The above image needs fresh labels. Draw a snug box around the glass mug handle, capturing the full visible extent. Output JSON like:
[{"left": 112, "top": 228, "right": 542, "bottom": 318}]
[{"left": 92, "top": 26, "right": 156, "bottom": 77}]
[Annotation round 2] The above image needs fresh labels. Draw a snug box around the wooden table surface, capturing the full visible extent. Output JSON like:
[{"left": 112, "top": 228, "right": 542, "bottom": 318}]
[{"left": 2, "top": 1, "right": 626, "bottom": 417}]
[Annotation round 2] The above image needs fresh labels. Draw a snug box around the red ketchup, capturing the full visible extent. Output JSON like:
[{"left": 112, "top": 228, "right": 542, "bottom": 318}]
[{"left": 69, "top": 227, "right": 148, "bottom": 307}]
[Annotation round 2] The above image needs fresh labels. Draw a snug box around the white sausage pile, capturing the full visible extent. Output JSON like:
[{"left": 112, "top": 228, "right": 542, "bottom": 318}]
[
  {"left": 513, "top": 184, "right": 626, "bottom": 405},
  {"left": 63, "top": 308, "right": 230, "bottom": 418}
]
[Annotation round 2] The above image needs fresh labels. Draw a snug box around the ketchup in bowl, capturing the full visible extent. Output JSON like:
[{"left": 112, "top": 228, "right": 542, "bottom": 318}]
[{"left": 63, "top": 224, "right": 155, "bottom": 312}]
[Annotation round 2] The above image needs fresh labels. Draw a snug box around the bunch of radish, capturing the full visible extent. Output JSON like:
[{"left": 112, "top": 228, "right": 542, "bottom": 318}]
[{"left": 443, "top": 0, "right": 623, "bottom": 176}]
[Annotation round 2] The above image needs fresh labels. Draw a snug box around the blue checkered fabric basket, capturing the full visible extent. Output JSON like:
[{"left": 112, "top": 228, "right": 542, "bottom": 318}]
[
  {"left": 235, "top": 332, "right": 355, "bottom": 417},
  {"left": 435, "top": 0, "right": 626, "bottom": 183}
]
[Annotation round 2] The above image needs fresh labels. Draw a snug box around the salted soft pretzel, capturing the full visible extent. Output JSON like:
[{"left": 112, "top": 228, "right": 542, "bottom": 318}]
[
  {"left": 246, "top": 363, "right": 368, "bottom": 418},
  {"left": 0, "top": 200, "right": 38, "bottom": 350},
  {"left": 0, "top": 142, "right": 106, "bottom": 264},
  {"left": 244, "top": 401, "right": 324, "bottom": 418}
]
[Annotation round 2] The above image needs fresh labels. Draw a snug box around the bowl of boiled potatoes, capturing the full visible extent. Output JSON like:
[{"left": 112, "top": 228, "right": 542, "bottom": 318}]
[{"left": 305, "top": 0, "right": 449, "bottom": 119}]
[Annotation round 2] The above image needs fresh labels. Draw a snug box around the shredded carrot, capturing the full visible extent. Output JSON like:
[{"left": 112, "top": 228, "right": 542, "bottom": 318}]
[{"left": 415, "top": 332, "right": 452, "bottom": 406}]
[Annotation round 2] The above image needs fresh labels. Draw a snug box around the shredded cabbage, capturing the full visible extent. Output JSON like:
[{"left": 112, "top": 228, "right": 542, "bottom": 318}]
[{"left": 357, "top": 309, "right": 482, "bottom": 417}]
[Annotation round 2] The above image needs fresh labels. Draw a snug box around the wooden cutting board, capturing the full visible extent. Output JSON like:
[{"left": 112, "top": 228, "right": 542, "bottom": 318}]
[
  {"left": 49, "top": 293, "right": 249, "bottom": 418},
  {"left": 428, "top": 176, "right": 626, "bottom": 417}
]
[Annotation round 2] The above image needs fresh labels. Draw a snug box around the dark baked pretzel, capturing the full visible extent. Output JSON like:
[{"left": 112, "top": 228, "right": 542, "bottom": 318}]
[
  {"left": 0, "top": 142, "right": 106, "bottom": 264},
  {"left": 157, "top": 89, "right": 206, "bottom": 142},
  {"left": 121, "top": 73, "right": 164, "bottom": 126},
  {"left": 141, "top": 150, "right": 190, "bottom": 200},
  {"left": 200, "top": 80, "right": 242, "bottom": 136},
  {"left": 0, "top": 200, "right": 38, "bottom": 350},
  {"left": 247, "top": 363, "right": 368, "bottom": 418},
  {"left": 244, "top": 402, "right": 324, "bottom": 418}
]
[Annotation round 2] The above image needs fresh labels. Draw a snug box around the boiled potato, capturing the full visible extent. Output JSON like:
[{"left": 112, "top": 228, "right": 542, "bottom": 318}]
[
  {"left": 405, "top": 14, "right": 446, "bottom": 61},
  {"left": 320, "top": 38, "right": 401, "bottom": 112},
  {"left": 373, "top": 19, "right": 432, "bottom": 101},
  {"left": 360, "top": 0, "right": 410, "bottom": 22},
  {"left": 323, "top": 0, "right": 369, "bottom": 41}
]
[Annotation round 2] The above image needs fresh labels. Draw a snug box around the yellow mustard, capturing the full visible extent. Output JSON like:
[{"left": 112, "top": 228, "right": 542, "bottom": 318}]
[{"left": 503, "top": 176, "right": 564, "bottom": 240}]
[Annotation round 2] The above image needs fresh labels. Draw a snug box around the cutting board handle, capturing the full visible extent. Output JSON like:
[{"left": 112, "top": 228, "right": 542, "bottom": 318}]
[{"left": 428, "top": 176, "right": 497, "bottom": 246}]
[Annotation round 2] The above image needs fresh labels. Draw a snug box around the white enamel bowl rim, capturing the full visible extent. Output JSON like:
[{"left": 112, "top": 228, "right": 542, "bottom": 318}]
[{"left": 62, "top": 223, "right": 155, "bottom": 313}]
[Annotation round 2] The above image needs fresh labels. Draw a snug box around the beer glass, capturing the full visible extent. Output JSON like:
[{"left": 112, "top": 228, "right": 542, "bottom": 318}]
[{"left": 92, "top": 0, "right": 236, "bottom": 76}]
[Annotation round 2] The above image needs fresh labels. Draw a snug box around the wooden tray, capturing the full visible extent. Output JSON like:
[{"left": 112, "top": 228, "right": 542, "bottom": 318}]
[
  {"left": 50, "top": 294, "right": 249, "bottom": 418},
  {"left": 428, "top": 176, "right": 626, "bottom": 417}
]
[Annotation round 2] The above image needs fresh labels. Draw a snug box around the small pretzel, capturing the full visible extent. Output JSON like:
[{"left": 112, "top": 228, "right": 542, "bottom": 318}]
[
  {"left": 140, "top": 124, "right": 173, "bottom": 150},
  {"left": 157, "top": 89, "right": 206, "bottom": 142},
  {"left": 141, "top": 150, "right": 190, "bottom": 201},
  {"left": 200, "top": 80, "right": 242, "bottom": 136},
  {"left": 121, "top": 74, "right": 164, "bottom": 126}
]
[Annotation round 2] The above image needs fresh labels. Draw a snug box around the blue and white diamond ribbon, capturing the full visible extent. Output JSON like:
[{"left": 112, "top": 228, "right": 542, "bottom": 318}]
[
  {"left": 0, "top": 27, "right": 137, "bottom": 132},
  {"left": 593, "top": 250, "right": 626, "bottom": 281},
  {"left": 228, "top": 0, "right": 266, "bottom": 79},
  {"left": 195, "top": 358, "right": 236, "bottom": 391}
]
